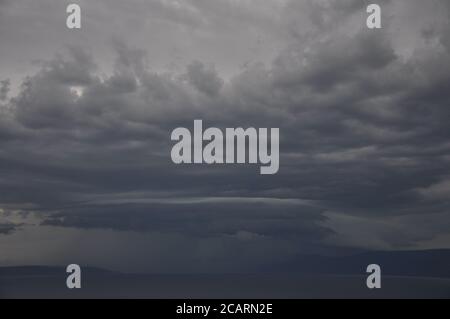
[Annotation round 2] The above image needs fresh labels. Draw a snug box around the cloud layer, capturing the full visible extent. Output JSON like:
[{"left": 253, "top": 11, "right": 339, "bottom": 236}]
[{"left": 0, "top": 0, "right": 449, "bottom": 272}]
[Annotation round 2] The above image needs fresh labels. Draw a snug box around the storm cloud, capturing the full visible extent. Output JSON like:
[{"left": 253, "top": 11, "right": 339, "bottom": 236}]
[{"left": 0, "top": 0, "right": 449, "bottom": 272}]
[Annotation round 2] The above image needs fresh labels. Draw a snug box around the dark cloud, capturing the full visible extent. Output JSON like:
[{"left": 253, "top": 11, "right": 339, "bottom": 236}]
[
  {"left": 0, "top": 79, "right": 9, "bottom": 101},
  {"left": 185, "top": 61, "right": 223, "bottom": 97},
  {"left": 0, "top": 0, "right": 449, "bottom": 271},
  {"left": 41, "top": 200, "right": 329, "bottom": 240},
  {"left": 0, "top": 223, "right": 21, "bottom": 235}
]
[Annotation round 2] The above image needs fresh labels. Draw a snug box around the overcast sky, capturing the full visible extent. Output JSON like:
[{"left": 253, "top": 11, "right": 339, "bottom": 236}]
[{"left": 0, "top": 0, "right": 449, "bottom": 273}]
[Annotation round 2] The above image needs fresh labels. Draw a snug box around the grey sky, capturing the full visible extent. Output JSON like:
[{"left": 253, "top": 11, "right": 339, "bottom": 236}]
[{"left": 0, "top": 0, "right": 449, "bottom": 272}]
